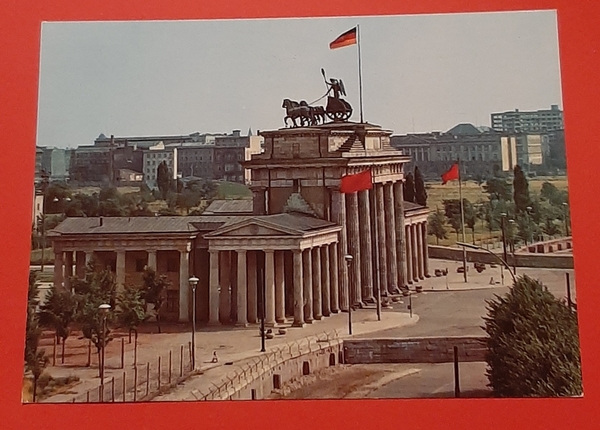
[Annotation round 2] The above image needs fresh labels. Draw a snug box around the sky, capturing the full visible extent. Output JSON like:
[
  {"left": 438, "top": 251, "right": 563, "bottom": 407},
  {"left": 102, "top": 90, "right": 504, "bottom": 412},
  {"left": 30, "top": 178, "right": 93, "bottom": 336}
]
[{"left": 37, "top": 10, "right": 562, "bottom": 149}]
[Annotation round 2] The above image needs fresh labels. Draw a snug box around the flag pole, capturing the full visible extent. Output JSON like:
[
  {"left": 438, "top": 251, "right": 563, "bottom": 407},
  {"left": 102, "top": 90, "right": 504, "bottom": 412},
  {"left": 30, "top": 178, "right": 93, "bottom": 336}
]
[
  {"left": 458, "top": 158, "right": 468, "bottom": 282},
  {"left": 357, "top": 24, "right": 364, "bottom": 123}
]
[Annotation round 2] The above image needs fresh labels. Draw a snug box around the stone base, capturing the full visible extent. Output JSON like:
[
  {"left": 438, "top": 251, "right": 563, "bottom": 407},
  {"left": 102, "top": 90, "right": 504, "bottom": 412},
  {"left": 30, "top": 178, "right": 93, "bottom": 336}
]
[
  {"left": 322, "top": 312, "right": 331, "bottom": 317},
  {"left": 275, "top": 318, "right": 286, "bottom": 324},
  {"left": 363, "top": 296, "right": 376, "bottom": 304},
  {"left": 235, "top": 322, "right": 249, "bottom": 327},
  {"left": 331, "top": 309, "right": 340, "bottom": 314},
  {"left": 292, "top": 321, "right": 305, "bottom": 328},
  {"left": 265, "top": 321, "right": 278, "bottom": 328},
  {"left": 313, "top": 315, "right": 323, "bottom": 320},
  {"left": 305, "top": 318, "right": 314, "bottom": 324}
]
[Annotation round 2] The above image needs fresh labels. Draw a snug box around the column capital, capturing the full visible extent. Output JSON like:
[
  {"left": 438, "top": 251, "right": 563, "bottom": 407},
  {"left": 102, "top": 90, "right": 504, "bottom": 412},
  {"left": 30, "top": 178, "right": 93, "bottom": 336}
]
[
  {"left": 249, "top": 185, "right": 267, "bottom": 192},
  {"left": 208, "top": 249, "right": 219, "bottom": 255}
]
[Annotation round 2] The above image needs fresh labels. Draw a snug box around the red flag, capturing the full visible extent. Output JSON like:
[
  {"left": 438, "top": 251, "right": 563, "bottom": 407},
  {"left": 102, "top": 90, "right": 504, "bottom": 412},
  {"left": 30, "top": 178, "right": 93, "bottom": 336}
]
[
  {"left": 330, "top": 27, "right": 357, "bottom": 49},
  {"left": 441, "top": 163, "right": 459, "bottom": 185},
  {"left": 340, "top": 169, "right": 372, "bottom": 193}
]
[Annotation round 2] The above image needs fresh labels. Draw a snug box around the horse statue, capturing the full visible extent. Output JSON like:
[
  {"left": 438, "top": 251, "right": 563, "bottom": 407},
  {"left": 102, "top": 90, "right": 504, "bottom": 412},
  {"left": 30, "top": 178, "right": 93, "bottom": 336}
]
[{"left": 282, "top": 99, "right": 313, "bottom": 128}]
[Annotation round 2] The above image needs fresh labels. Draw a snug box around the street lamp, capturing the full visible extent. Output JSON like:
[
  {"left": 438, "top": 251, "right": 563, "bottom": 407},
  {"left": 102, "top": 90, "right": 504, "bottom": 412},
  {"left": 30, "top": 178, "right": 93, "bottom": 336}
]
[
  {"left": 526, "top": 206, "right": 534, "bottom": 245},
  {"left": 562, "top": 202, "right": 570, "bottom": 237},
  {"left": 188, "top": 276, "right": 199, "bottom": 370},
  {"left": 344, "top": 254, "right": 353, "bottom": 335},
  {"left": 499, "top": 213, "right": 508, "bottom": 265},
  {"left": 98, "top": 303, "right": 111, "bottom": 402},
  {"left": 456, "top": 242, "right": 516, "bottom": 284}
]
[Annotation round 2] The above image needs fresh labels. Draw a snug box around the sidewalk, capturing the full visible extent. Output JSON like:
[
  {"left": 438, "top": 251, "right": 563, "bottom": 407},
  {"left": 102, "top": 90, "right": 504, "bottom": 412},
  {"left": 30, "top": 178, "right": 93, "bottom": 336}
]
[{"left": 40, "top": 307, "right": 418, "bottom": 402}]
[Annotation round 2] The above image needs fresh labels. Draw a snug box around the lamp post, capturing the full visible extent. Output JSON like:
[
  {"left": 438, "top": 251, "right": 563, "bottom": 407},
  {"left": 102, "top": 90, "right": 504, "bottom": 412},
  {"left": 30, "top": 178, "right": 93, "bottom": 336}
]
[
  {"left": 526, "top": 206, "right": 533, "bottom": 245},
  {"left": 562, "top": 202, "right": 570, "bottom": 237},
  {"left": 500, "top": 213, "right": 508, "bottom": 265},
  {"left": 98, "top": 303, "right": 111, "bottom": 402},
  {"left": 188, "top": 276, "right": 199, "bottom": 370},
  {"left": 344, "top": 254, "right": 353, "bottom": 335},
  {"left": 456, "top": 242, "right": 516, "bottom": 284}
]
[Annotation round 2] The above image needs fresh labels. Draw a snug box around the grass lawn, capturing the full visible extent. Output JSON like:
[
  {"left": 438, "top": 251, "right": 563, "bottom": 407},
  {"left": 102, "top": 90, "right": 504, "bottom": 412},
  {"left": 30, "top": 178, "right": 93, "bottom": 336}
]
[
  {"left": 217, "top": 181, "right": 252, "bottom": 199},
  {"left": 426, "top": 176, "right": 569, "bottom": 212}
]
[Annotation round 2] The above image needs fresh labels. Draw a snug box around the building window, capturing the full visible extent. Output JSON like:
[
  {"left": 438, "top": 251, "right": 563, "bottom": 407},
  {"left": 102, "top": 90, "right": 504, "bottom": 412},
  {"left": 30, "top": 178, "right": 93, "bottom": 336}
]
[
  {"left": 135, "top": 258, "right": 146, "bottom": 272},
  {"left": 166, "top": 290, "right": 178, "bottom": 313},
  {"left": 167, "top": 258, "right": 178, "bottom": 273}
]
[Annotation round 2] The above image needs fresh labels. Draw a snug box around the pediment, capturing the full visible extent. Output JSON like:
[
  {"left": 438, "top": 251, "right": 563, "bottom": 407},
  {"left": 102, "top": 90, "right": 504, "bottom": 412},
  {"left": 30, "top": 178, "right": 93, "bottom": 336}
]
[{"left": 205, "top": 218, "right": 302, "bottom": 238}]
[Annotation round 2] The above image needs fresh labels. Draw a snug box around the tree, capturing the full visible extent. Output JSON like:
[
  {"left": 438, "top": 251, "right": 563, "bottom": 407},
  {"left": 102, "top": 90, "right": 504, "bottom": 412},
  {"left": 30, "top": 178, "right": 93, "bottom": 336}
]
[
  {"left": 116, "top": 285, "right": 147, "bottom": 365},
  {"left": 428, "top": 209, "right": 447, "bottom": 245},
  {"left": 463, "top": 200, "right": 476, "bottom": 244},
  {"left": 513, "top": 165, "right": 531, "bottom": 214},
  {"left": 39, "top": 287, "right": 77, "bottom": 364},
  {"left": 176, "top": 189, "right": 202, "bottom": 215},
  {"left": 542, "top": 216, "right": 561, "bottom": 237},
  {"left": 71, "top": 260, "right": 117, "bottom": 375},
  {"left": 157, "top": 161, "right": 170, "bottom": 200},
  {"left": 141, "top": 267, "right": 170, "bottom": 334},
  {"left": 414, "top": 166, "right": 428, "bottom": 206},
  {"left": 483, "top": 275, "right": 582, "bottom": 397},
  {"left": 442, "top": 199, "right": 463, "bottom": 239},
  {"left": 483, "top": 177, "right": 512, "bottom": 201},
  {"left": 403, "top": 172, "right": 416, "bottom": 203},
  {"left": 24, "top": 271, "right": 48, "bottom": 402}
]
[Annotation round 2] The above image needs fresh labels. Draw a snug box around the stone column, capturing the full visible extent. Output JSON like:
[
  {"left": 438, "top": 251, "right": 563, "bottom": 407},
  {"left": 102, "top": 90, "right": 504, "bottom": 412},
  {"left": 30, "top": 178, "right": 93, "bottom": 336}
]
[
  {"left": 75, "top": 251, "right": 85, "bottom": 278},
  {"left": 64, "top": 251, "right": 73, "bottom": 290},
  {"left": 275, "top": 251, "right": 286, "bottom": 324},
  {"left": 358, "top": 190, "right": 374, "bottom": 302},
  {"left": 329, "top": 243, "right": 340, "bottom": 313},
  {"left": 384, "top": 183, "right": 398, "bottom": 294},
  {"left": 208, "top": 250, "right": 220, "bottom": 325},
  {"left": 303, "top": 248, "right": 314, "bottom": 323},
  {"left": 116, "top": 250, "right": 126, "bottom": 289},
  {"left": 178, "top": 247, "right": 190, "bottom": 322},
  {"left": 147, "top": 250, "right": 157, "bottom": 271},
  {"left": 406, "top": 224, "right": 413, "bottom": 281},
  {"left": 416, "top": 223, "right": 424, "bottom": 280},
  {"left": 251, "top": 186, "right": 267, "bottom": 215},
  {"left": 219, "top": 251, "right": 231, "bottom": 323},
  {"left": 265, "top": 250, "right": 276, "bottom": 326},
  {"left": 85, "top": 251, "right": 93, "bottom": 265},
  {"left": 292, "top": 250, "right": 304, "bottom": 327},
  {"left": 346, "top": 192, "right": 362, "bottom": 306},
  {"left": 237, "top": 250, "right": 248, "bottom": 326},
  {"left": 321, "top": 245, "right": 331, "bottom": 317},
  {"left": 411, "top": 224, "right": 419, "bottom": 282},
  {"left": 330, "top": 188, "right": 349, "bottom": 311},
  {"left": 393, "top": 181, "right": 408, "bottom": 289},
  {"left": 375, "top": 183, "right": 388, "bottom": 294},
  {"left": 247, "top": 251, "right": 258, "bottom": 324},
  {"left": 311, "top": 247, "right": 322, "bottom": 320},
  {"left": 422, "top": 222, "right": 430, "bottom": 277},
  {"left": 54, "top": 250, "right": 64, "bottom": 290}
]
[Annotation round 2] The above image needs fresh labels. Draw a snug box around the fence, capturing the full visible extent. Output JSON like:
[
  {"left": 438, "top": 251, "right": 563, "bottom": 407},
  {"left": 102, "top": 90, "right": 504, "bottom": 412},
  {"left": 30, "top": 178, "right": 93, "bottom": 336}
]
[
  {"left": 195, "top": 330, "right": 342, "bottom": 401},
  {"left": 71, "top": 341, "right": 194, "bottom": 403}
]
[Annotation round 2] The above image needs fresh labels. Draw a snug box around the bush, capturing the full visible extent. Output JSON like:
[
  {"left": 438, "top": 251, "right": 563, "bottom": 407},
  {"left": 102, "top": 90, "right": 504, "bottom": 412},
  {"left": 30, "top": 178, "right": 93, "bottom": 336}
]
[{"left": 483, "top": 275, "right": 582, "bottom": 397}]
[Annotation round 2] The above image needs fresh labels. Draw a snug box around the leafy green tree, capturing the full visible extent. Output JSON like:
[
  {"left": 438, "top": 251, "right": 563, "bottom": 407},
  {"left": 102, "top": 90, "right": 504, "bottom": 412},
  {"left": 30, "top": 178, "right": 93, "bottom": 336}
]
[
  {"left": 428, "top": 209, "right": 447, "bottom": 245},
  {"left": 483, "top": 177, "right": 512, "bottom": 201},
  {"left": 116, "top": 285, "right": 147, "bottom": 365},
  {"left": 24, "top": 271, "right": 48, "bottom": 402},
  {"left": 515, "top": 214, "right": 535, "bottom": 245},
  {"left": 157, "top": 161, "right": 170, "bottom": 200},
  {"left": 483, "top": 275, "right": 582, "bottom": 397},
  {"left": 443, "top": 199, "right": 463, "bottom": 239},
  {"left": 414, "top": 166, "right": 428, "bottom": 206},
  {"left": 513, "top": 165, "right": 531, "bottom": 213},
  {"left": 463, "top": 200, "right": 476, "bottom": 244},
  {"left": 403, "top": 172, "right": 416, "bottom": 203},
  {"left": 176, "top": 189, "right": 202, "bottom": 215},
  {"left": 542, "top": 217, "right": 561, "bottom": 237},
  {"left": 71, "top": 260, "right": 117, "bottom": 375},
  {"left": 141, "top": 267, "right": 170, "bottom": 334},
  {"left": 44, "top": 182, "right": 72, "bottom": 214},
  {"left": 39, "top": 287, "right": 77, "bottom": 364}
]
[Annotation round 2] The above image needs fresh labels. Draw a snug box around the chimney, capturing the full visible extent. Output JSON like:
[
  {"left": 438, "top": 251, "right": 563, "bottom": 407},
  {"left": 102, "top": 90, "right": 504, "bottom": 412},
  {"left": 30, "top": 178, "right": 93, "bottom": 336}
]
[{"left": 233, "top": 130, "right": 241, "bottom": 137}]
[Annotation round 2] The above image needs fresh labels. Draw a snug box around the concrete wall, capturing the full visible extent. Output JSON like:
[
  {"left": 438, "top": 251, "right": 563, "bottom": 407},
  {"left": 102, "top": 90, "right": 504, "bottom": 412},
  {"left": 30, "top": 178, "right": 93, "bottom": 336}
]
[
  {"left": 205, "top": 339, "right": 343, "bottom": 401},
  {"left": 428, "top": 245, "right": 574, "bottom": 269},
  {"left": 343, "top": 336, "right": 488, "bottom": 364}
]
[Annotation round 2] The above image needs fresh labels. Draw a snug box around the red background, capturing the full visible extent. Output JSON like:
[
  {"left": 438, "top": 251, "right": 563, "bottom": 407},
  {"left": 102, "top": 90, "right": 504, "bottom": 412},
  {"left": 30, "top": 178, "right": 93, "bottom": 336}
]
[{"left": 1, "top": 1, "right": 598, "bottom": 429}]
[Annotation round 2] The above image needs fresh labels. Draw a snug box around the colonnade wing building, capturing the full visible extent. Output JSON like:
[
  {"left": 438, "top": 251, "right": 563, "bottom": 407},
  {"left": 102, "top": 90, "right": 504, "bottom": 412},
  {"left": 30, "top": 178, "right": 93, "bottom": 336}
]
[{"left": 48, "top": 122, "right": 430, "bottom": 327}]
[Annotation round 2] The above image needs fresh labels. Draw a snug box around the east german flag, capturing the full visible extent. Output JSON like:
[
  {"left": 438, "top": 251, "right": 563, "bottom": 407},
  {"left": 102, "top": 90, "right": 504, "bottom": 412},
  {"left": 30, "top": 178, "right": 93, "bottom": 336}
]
[
  {"left": 330, "top": 27, "right": 357, "bottom": 49},
  {"left": 340, "top": 169, "right": 372, "bottom": 193},
  {"left": 441, "top": 163, "right": 460, "bottom": 185}
]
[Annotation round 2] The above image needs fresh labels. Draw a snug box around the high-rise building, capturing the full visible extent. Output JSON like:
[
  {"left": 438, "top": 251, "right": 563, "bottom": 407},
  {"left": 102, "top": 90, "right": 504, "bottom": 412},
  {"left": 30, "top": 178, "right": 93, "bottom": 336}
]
[{"left": 491, "top": 105, "right": 563, "bottom": 132}]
